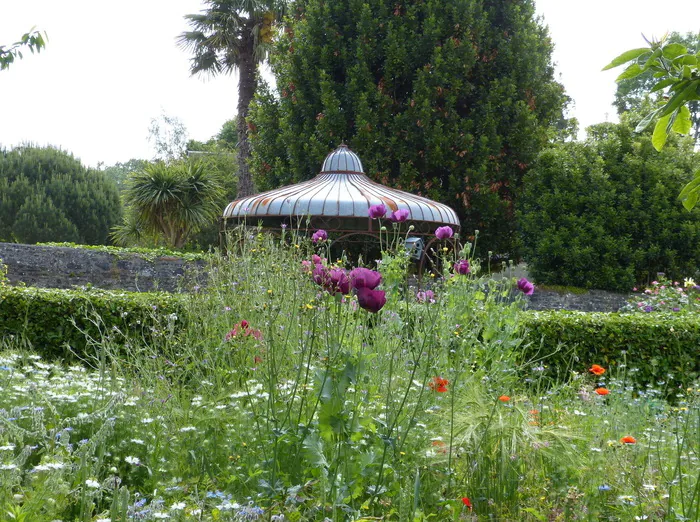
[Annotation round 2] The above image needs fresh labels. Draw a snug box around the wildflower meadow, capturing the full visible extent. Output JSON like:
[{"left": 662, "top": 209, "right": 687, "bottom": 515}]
[{"left": 0, "top": 223, "right": 698, "bottom": 521}]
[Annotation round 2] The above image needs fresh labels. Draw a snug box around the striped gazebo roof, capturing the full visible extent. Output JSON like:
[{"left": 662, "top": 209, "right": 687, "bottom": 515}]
[{"left": 223, "top": 144, "right": 460, "bottom": 235}]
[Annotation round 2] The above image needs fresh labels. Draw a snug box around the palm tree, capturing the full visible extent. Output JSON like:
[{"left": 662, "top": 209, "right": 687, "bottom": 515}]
[
  {"left": 178, "top": 1, "right": 284, "bottom": 199},
  {"left": 112, "top": 161, "right": 225, "bottom": 249}
]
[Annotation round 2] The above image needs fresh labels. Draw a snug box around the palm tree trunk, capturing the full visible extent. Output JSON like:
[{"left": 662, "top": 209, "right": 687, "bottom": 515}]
[{"left": 236, "top": 42, "right": 257, "bottom": 199}]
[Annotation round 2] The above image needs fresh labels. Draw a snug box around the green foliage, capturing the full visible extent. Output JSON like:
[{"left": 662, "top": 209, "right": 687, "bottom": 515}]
[
  {"left": 522, "top": 310, "right": 700, "bottom": 391},
  {"left": 0, "top": 285, "right": 184, "bottom": 361},
  {"left": 0, "top": 257, "right": 7, "bottom": 287},
  {"left": 113, "top": 161, "right": 225, "bottom": 249},
  {"left": 185, "top": 119, "right": 239, "bottom": 248},
  {"left": 0, "top": 145, "right": 123, "bottom": 245},
  {"left": 39, "top": 242, "right": 211, "bottom": 262},
  {"left": 604, "top": 34, "right": 700, "bottom": 209},
  {"left": 249, "top": 0, "right": 569, "bottom": 255},
  {"left": 99, "top": 158, "right": 148, "bottom": 192},
  {"left": 518, "top": 120, "right": 700, "bottom": 291},
  {"left": 148, "top": 112, "right": 189, "bottom": 162},
  {"left": 0, "top": 28, "right": 46, "bottom": 71}
]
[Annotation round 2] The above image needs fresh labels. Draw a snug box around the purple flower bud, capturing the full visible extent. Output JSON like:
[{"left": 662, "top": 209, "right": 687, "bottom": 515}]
[
  {"left": 435, "top": 226, "right": 454, "bottom": 240},
  {"left": 356, "top": 287, "right": 387, "bottom": 313},
  {"left": 349, "top": 267, "right": 382, "bottom": 290},
  {"left": 312, "top": 229, "right": 328, "bottom": 243},
  {"left": 368, "top": 204, "right": 387, "bottom": 219},
  {"left": 517, "top": 277, "right": 534, "bottom": 296},
  {"left": 388, "top": 208, "right": 410, "bottom": 222},
  {"left": 453, "top": 259, "right": 470, "bottom": 275}
]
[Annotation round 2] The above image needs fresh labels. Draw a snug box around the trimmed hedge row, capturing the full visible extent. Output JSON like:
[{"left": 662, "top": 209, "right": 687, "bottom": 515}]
[
  {"left": 0, "top": 286, "right": 185, "bottom": 361},
  {"left": 521, "top": 310, "right": 700, "bottom": 391}
]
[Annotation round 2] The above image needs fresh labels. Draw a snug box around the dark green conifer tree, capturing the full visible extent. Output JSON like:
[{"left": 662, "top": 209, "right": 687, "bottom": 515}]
[
  {"left": 249, "top": 0, "right": 568, "bottom": 254},
  {"left": 0, "top": 145, "right": 122, "bottom": 245}
]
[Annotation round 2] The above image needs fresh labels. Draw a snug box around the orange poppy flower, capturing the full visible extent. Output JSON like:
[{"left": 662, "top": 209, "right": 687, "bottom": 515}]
[
  {"left": 498, "top": 395, "right": 510, "bottom": 402},
  {"left": 589, "top": 364, "right": 606, "bottom": 376},
  {"left": 620, "top": 436, "right": 637, "bottom": 444},
  {"left": 595, "top": 387, "right": 610, "bottom": 395},
  {"left": 429, "top": 376, "right": 449, "bottom": 393}
]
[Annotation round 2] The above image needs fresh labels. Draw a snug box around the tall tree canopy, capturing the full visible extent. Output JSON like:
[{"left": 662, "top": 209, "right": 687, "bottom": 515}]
[
  {"left": 249, "top": 0, "right": 568, "bottom": 254},
  {"left": 179, "top": 0, "right": 286, "bottom": 199},
  {"left": 0, "top": 145, "right": 122, "bottom": 245}
]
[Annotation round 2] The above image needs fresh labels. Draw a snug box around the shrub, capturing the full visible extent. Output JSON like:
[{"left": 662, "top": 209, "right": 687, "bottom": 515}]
[
  {"left": 522, "top": 310, "right": 700, "bottom": 391},
  {"left": 0, "top": 286, "right": 184, "bottom": 360},
  {"left": 518, "top": 121, "right": 700, "bottom": 291}
]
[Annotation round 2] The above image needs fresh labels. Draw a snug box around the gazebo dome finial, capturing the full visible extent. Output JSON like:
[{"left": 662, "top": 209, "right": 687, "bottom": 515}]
[{"left": 320, "top": 144, "right": 364, "bottom": 174}]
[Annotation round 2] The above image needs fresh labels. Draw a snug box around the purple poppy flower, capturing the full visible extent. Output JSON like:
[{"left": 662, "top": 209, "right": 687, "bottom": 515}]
[
  {"left": 517, "top": 277, "right": 534, "bottom": 296},
  {"left": 368, "top": 204, "right": 387, "bottom": 219},
  {"left": 312, "top": 263, "right": 330, "bottom": 286},
  {"left": 435, "top": 226, "right": 454, "bottom": 240},
  {"left": 349, "top": 267, "right": 382, "bottom": 290},
  {"left": 312, "top": 264, "right": 350, "bottom": 295},
  {"left": 643, "top": 305, "right": 653, "bottom": 312},
  {"left": 329, "top": 268, "right": 351, "bottom": 295},
  {"left": 453, "top": 259, "right": 470, "bottom": 275},
  {"left": 416, "top": 290, "right": 435, "bottom": 303},
  {"left": 312, "top": 229, "right": 328, "bottom": 243},
  {"left": 356, "top": 287, "right": 387, "bottom": 313},
  {"left": 388, "top": 208, "right": 410, "bottom": 222}
]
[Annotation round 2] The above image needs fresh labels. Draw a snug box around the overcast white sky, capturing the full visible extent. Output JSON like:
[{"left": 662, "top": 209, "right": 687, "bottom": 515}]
[{"left": 1, "top": 0, "right": 699, "bottom": 168}]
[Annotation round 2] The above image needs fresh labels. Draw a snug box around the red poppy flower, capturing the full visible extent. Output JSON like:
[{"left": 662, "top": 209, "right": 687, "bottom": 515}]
[
  {"left": 620, "top": 436, "right": 637, "bottom": 444},
  {"left": 431, "top": 440, "right": 447, "bottom": 454},
  {"left": 589, "top": 364, "right": 606, "bottom": 376},
  {"left": 429, "top": 376, "right": 449, "bottom": 393},
  {"left": 462, "top": 497, "right": 472, "bottom": 509},
  {"left": 499, "top": 395, "right": 510, "bottom": 402},
  {"left": 595, "top": 387, "right": 610, "bottom": 396}
]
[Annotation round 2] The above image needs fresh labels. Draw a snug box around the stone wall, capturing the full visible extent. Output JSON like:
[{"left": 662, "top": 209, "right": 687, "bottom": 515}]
[
  {"left": 1, "top": 242, "right": 633, "bottom": 310},
  {"left": 0, "top": 242, "right": 206, "bottom": 292},
  {"left": 526, "top": 288, "right": 630, "bottom": 312}
]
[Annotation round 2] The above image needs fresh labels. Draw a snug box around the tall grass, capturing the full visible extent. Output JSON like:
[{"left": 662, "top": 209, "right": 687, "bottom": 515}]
[{"left": 0, "top": 229, "right": 698, "bottom": 521}]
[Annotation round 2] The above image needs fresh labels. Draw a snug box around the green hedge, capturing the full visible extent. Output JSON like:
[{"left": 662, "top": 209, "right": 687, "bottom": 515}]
[
  {"left": 522, "top": 310, "right": 700, "bottom": 391},
  {"left": 0, "top": 286, "right": 185, "bottom": 361}
]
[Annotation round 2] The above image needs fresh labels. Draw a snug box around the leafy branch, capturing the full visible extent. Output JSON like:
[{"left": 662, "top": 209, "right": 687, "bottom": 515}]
[
  {"left": 603, "top": 34, "right": 700, "bottom": 209},
  {"left": 0, "top": 28, "right": 47, "bottom": 71}
]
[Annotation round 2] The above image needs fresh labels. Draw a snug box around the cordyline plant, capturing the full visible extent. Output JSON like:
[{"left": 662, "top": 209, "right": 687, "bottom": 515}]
[{"left": 603, "top": 35, "right": 700, "bottom": 209}]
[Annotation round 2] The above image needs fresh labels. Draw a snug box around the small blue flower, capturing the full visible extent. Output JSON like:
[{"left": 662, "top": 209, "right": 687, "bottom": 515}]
[{"left": 599, "top": 484, "right": 611, "bottom": 491}]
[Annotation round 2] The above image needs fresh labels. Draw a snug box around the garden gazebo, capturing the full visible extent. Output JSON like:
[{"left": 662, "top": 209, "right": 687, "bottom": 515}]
[{"left": 222, "top": 144, "right": 460, "bottom": 257}]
